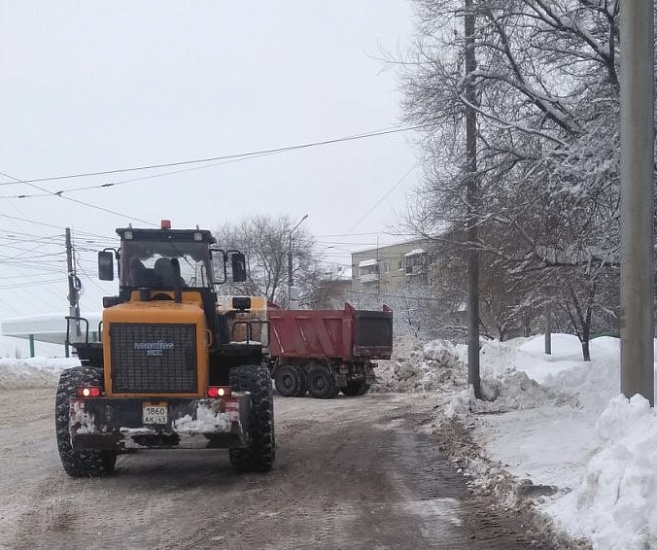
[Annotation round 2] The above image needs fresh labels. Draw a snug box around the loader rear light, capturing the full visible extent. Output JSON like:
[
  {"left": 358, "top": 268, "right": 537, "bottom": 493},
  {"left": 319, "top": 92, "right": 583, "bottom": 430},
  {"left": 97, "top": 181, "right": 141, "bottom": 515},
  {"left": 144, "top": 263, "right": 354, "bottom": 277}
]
[
  {"left": 76, "top": 387, "right": 102, "bottom": 398},
  {"left": 207, "top": 386, "right": 231, "bottom": 398},
  {"left": 161, "top": 219, "right": 171, "bottom": 229}
]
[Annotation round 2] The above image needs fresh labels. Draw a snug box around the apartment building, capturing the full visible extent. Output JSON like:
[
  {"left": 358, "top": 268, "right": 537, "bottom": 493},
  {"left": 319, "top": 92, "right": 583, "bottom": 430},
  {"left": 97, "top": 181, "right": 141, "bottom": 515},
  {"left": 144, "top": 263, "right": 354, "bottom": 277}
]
[{"left": 351, "top": 238, "right": 435, "bottom": 293}]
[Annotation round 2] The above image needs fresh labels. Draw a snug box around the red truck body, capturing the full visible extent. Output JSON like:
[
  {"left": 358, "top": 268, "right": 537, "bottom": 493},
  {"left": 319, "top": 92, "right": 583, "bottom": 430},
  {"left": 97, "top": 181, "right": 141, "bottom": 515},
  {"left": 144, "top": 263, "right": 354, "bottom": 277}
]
[
  {"left": 267, "top": 303, "right": 393, "bottom": 398},
  {"left": 268, "top": 303, "right": 392, "bottom": 360}
]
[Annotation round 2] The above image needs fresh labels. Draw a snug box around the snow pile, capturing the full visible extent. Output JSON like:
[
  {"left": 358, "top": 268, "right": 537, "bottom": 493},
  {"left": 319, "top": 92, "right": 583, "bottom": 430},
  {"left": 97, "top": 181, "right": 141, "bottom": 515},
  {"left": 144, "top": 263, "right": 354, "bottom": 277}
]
[
  {"left": 374, "top": 336, "right": 466, "bottom": 392},
  {"left": 549, "top": 394, "right": 657, "bottom": 550},
  {"left": 379, "top": 333, "right": 657, "bottom": 549},
  {"left": 377, "top": 335, "right": 577, "bottom": 414},
  {"left": 0, "top": 358, "right": 77, "bottom": 390}
]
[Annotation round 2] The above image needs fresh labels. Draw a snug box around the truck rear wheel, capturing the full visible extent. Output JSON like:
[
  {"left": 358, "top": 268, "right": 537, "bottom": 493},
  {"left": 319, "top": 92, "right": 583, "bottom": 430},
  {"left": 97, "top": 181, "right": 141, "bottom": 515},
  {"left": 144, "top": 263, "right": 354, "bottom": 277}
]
[
  {"left": 293, "top": 365, "right": 307, "bottom": 397},
  {"left": 341, "top": 381, "right": 371, "bottom": 396},
  {"left": 229, "top": 365, "right": 275, "bottom": 472},
  {"left": 307, "top": 366, "right": 339, "bottom": 399},
  {"left": 55, "top": 367, "right": 117, "bottom": 477},
  {"left": 274, "top": 365, "right": 301, "bottom": 397}
]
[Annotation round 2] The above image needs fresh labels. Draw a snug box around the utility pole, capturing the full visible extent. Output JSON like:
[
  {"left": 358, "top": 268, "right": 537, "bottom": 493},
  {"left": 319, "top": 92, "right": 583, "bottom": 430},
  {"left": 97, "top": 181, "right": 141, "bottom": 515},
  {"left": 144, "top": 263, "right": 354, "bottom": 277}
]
[
  {"left": 65, "top": 228, "right": 81, "bottom": 358},
  {"left": 544, "top": 304, "right": 552, "bottom": 355},
  {"left": 465, "top": 0, "right": 481, "bottom": 399},
  {"left": 288, "top": 214, "right": 308, "bottom": 309},
  {"left": 620, "top": 0, "right": 654, "bottom": 405}
]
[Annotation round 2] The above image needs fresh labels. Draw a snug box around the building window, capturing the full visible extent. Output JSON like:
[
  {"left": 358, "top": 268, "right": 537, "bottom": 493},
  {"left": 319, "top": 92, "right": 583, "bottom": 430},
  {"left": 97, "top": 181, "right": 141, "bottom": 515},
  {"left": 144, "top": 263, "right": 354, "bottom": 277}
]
[
  {"left": 404, "top": 249, "right": 427, "bottom": 276},
  {"left": 358, "top": 259, "right": 379, "bottom": 283}
]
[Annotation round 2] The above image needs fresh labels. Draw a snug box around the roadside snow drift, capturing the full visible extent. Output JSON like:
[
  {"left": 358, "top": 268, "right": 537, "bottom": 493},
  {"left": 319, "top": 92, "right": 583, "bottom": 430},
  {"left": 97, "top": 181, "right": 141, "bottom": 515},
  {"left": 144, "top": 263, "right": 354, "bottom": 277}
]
[
  {"left": 376, "top": 334, "right": 657, "bottom": 550},
  {"left": 0, "top": 358, "right": 77, "bottom": 390}
]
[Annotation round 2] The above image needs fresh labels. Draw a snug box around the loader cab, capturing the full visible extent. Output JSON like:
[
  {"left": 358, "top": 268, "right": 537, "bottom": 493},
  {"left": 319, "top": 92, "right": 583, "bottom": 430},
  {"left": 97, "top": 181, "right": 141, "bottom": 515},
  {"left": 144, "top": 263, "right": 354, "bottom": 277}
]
[{"left": 99, "top": 224, "right": 245, "bottom": 297}]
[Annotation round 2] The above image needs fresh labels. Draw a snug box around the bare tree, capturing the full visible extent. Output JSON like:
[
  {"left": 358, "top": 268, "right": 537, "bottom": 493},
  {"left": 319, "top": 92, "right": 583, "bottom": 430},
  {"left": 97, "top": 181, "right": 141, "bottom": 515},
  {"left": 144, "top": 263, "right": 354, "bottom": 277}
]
[{"left": 214, "top": 215, "right": 322, "bottom": 307}]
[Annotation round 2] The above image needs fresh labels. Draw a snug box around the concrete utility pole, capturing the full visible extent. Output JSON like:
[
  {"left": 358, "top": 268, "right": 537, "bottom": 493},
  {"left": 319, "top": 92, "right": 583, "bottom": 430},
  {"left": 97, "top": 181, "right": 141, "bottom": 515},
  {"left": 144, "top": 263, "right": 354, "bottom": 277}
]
[
  {"left": 65, "top": 228, "right": 81, "bottom": 358},
  {"left": 288, "top": 214, "right": 308, "bottom": 309},
  {"left": 465, "top": 0, "right": 481, "bottom": 399},
  {"left": 620, "top": 1, "right": 655, "bottom": 406}
]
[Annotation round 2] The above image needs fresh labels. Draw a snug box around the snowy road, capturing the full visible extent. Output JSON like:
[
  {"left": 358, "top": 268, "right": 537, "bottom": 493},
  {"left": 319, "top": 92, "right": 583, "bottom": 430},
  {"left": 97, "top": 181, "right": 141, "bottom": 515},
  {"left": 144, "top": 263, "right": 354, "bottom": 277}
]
[{"left": 1, "top": 387, "right": 560, "bottom": 550}]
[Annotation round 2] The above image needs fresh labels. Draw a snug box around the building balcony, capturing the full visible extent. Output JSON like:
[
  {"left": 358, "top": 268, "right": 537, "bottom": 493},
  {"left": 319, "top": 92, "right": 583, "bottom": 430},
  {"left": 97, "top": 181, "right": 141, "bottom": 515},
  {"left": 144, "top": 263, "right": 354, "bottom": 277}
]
[{"left": 360, "top": 273, "right": 379, "bottom": 283}]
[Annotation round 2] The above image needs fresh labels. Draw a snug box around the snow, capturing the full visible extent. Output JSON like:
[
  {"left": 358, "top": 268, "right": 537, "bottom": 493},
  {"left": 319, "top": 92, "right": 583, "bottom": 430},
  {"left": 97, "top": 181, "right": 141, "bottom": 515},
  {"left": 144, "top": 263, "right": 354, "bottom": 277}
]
[
  {"left": 358, "top": 258, "right": 378, "bottom": 267},
  {"left": 374, "top": 333, "right": 657, "bottom": 550},
  {"left": 4, "top": 333, "right": 657, "bottom": 549},
  {"left": 0, "top": 357, "right": 78, "bottom": 390}
]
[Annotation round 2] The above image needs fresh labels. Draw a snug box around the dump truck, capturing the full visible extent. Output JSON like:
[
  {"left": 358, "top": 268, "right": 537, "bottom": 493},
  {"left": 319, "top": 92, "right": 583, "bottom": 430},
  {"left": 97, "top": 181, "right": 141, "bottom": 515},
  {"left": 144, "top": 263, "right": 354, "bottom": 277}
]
[
  {"left": 56, "top": 221, "right": 275, "bottom": 477},
  {"left": 268, "top": 303, "right": 393, "bottom": 399}
]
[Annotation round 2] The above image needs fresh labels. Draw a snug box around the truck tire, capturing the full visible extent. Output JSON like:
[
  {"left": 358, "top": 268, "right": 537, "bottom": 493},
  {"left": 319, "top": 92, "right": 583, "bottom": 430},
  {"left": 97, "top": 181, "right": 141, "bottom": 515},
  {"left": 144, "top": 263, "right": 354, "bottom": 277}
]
[
  {"left": 341, "top": 381, "right": 371, "bottom": 396},
  {"left": 293, "top": 365, "right": 307, "bottom": 397},
  {"left": 307, "top": 366, "right": 339, "bottom": 399},
  {"left": 274, "top": 365, "right": 301, "bottom": 397},
  {"left": 229, "top": 365, "right": 276, "bottom": 472},
  {"left": 55, "top": 366, "right": 117, "bottom": 477}
]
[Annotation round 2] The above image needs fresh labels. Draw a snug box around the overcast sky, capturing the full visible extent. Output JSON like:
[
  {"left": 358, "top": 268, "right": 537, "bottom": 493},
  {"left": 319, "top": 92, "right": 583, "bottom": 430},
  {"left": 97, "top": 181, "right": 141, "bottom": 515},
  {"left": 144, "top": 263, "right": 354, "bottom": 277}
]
[{"left": 0, "top": 2, "right": 420, "bottom": 351}]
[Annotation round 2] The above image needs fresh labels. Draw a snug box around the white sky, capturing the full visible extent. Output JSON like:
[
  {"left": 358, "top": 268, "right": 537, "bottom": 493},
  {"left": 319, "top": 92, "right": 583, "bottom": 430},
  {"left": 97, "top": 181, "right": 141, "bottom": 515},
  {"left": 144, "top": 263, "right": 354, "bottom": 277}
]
[{"left": 0, "top": 2, "right": 419, "bottom": 338}]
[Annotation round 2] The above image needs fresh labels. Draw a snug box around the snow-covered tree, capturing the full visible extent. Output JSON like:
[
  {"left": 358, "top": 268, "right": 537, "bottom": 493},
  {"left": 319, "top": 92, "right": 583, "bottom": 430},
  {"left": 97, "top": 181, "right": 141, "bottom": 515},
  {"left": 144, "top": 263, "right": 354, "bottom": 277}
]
[{"left": 401, "top": 0, "right": 622, "bottom": 358}]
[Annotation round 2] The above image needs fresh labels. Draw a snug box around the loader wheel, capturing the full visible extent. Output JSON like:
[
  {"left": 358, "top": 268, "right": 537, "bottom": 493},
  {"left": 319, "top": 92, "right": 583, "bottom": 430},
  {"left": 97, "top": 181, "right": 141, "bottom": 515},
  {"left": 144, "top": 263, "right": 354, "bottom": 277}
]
[
  {"left": 229, "top": 365, "right": 275, "bottom": 472},
  {"left": 307, "top": 366, "right": 339, "bottom": 399},
  {"left": 274, "top": 365, "right": 301, "bottom": 397},
  {"left": 341, "top": 381, "right": 370, "bottom": 397},
  {"left": 293, "top": 365, "right": 307, "bottom": 397},
  {"left": 55, "top": 366, "right": 117, "bottom": 478}
]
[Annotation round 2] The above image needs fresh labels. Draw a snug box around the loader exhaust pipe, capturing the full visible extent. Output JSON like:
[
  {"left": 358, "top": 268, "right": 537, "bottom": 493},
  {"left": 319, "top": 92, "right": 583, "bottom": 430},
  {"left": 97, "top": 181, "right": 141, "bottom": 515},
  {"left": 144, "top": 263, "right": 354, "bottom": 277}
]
[{"left": 171, "top": 258, "right": 183, "bottom": 303}]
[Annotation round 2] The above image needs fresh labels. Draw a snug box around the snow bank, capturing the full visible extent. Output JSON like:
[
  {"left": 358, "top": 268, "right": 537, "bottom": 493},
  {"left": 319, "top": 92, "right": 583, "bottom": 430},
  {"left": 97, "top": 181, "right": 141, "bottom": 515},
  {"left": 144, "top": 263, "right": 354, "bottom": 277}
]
[
  {"left": 0, "top": 358, "right": 78, "bottom": 390},
  {"left": 376, "top": 333, "right": 657, "bottom": 549},
  {"left": 549, "top": 394, "right": 657, "bottom": 550}
]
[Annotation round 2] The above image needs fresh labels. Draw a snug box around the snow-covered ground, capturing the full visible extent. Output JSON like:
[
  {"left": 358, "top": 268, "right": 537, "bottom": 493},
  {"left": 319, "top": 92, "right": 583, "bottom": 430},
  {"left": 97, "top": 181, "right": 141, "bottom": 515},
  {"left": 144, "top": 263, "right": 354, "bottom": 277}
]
[
  {"left": 375, "top": 333, "right": 657, "bottom": 550},
  {"left": 2, "top": 334, "right": 655, "bottom": 549}
]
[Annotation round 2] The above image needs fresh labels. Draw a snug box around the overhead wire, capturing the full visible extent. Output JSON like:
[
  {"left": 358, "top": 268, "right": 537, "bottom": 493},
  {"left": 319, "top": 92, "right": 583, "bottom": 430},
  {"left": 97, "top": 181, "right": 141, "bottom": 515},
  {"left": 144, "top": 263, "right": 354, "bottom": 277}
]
[
  {"left": 0, "top": 123, "right": 424, "bottom": 188},
  {"left": 0, "top": 123, "right": 425, "bottom": 319},
  {"left": 0, "top": 170, "right": 158, "bottom": 227}
]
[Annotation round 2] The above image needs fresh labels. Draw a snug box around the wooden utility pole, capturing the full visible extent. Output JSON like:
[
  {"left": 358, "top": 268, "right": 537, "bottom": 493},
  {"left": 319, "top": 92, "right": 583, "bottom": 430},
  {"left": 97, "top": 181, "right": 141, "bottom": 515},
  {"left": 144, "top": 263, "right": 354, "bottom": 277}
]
[{"left": 465, "top": 0, "right": 481, "bottom": 398}]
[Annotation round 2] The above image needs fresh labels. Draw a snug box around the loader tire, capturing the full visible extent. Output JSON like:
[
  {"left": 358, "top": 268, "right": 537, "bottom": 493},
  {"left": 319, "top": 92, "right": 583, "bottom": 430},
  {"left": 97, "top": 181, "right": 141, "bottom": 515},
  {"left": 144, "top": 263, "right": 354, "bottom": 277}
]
[
  {"left": 307, "top": 366, "right": 339, "bottom": 399},
  {"left": 55, "top": 366, "right": 117, "bottom": 478},
  {"left": 274, "top": 365, "right": 301, "bottom": 397},
  {"left": 293, "top": 365, "right": 307, "bottom": 397},
  {"left": 229, "top": 365, "right": 275, "bottom": 472},
  {"left": 341, "top": 381, "right": 370, "bottom": 397}
]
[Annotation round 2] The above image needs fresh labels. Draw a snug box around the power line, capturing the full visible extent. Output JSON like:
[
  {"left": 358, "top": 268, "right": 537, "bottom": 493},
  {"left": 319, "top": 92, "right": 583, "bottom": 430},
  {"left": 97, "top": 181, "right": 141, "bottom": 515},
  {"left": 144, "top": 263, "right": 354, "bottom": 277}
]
[
  {"left": 0, "top": 124, "right": 424, "bottom": 187},
  {"left": 0, "top": 170, "right": 157, "bottom": 227},
  {"left": 0, "top": 148, "right": 282, "bottom": 200},
  {"left": 343, "top": 163, "right": 418, "bottom": 236}
]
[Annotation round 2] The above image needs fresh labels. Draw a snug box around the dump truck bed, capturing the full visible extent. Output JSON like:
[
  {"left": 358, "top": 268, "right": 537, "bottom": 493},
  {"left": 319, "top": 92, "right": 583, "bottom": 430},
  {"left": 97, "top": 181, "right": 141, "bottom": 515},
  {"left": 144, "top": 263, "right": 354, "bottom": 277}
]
[{"left": 267, "top": 303, "right": 392, "bottom": 361}]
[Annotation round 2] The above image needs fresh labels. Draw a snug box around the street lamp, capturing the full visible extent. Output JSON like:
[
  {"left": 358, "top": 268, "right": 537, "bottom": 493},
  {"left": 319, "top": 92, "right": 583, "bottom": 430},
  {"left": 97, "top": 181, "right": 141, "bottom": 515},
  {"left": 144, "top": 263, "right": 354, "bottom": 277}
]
[{"left": 288, "top": 214, "right": 308, "bottom": 309}]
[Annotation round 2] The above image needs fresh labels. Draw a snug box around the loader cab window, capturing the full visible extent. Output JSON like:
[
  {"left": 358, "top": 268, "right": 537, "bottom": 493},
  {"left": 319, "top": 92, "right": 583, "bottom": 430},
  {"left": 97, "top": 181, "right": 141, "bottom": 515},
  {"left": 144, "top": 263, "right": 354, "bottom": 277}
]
[{"left": 121, "top": 241, "right": 213, "bottom": 289}]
